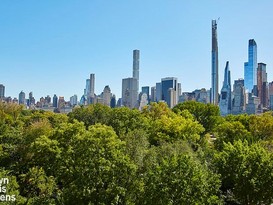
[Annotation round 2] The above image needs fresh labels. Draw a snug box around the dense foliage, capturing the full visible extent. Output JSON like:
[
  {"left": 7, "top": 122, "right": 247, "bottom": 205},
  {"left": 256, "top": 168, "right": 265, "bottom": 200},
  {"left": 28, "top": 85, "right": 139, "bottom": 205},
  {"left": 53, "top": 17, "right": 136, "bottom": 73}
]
[{"left": 0, "top": 101, "right": 273, "bottom": 204}]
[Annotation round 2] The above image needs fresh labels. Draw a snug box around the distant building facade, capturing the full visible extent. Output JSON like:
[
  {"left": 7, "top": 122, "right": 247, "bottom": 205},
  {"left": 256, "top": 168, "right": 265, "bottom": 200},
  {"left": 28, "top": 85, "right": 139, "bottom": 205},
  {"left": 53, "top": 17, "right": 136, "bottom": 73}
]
[
  {"left": 257, "top": 63, "right": 268, "bottom": 108},
  {"left": 102, "top": 85, "right": 111, "bottom": 106},
  {"left": 220, "top": 61, "right": 232, "bottom": 116},
  {"left": 122, "top": 77, "right": 138, "bottom": 108},
  {"left": 19, "top": 91, "right": 26, "bottom": 105},
  {"left": 232, "top": 79, "right": 246, "bottom": 114},
  {"left": 161, "top": 77, "right": 178, "bottom": 107},
  {"left": 0, "top": 84, "right": 5, "bottom": 99}
]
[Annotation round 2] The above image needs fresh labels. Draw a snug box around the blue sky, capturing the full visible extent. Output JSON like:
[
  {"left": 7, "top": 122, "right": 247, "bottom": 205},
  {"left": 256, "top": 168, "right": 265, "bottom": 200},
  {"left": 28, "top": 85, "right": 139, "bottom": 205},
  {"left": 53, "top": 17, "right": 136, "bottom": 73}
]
[{"left": 1, "top": 0, "right": 273, "bottom": 100}]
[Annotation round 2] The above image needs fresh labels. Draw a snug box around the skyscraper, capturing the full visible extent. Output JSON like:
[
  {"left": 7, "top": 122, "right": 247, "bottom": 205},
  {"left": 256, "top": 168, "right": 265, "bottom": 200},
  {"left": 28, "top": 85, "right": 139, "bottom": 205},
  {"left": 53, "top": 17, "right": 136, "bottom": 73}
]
[
  {"left": 102, "top": 85, "right": 111, "bottom": 106},
  {"left": 211, "top": 19, "right": 219, "bottom": 105},
  {"left": 156, "top": 82, "right": 162, "bottom": 102},
  {"left": 90, "top": 73, "right": 95, "bottom": 98},
  {"left": 110, "top": 95, "right": 116, "bottom": 108},
  {"left": 28, "top": 92, "right": 35, "bottom": 106},
  {"left": 53, "top": 94, "right": 58, "bottom": 108},
  {"left": 161, "top": 77, "right": 178, "bottom": 107},
  {"left": 141, "top": 86, "right": 150, "bottom": 102},
  {"left": 85, "top": 79, "right": 90, "bottom": 97},
  {"left": 177, "top": 83, "right": 182, "bottom": 97},
  {"left": 122, "top": 77, "right": 138, "bottom": 108},
  {"left": 132, "top": 50, "right": 140, "bottom": 93},
  {"left": 232, "top": 79, "right": 246, "bottom": 114},
  {"left": 257, "top": 63, "right": 268, "bottom": 108},
  {"left": 70, "top": 95, "right": 78, "bottom": 106},
  {"left": 244, "top": 39, "right": 257, "bottom": 93},
  {"left": 220, "top": 61, "right": 232, "bottom": 115},
  {"left": 268, "top": 82, "right": 273, "bottom": 110},
  {"left": 0, "top": 84, "right": 5, "bottom": 99},
  {"left": 151, "top": 86, "right": 156, "bottom": 102},
  {"left": 19, "top": 91, "right": 25, "bottom": 105}
]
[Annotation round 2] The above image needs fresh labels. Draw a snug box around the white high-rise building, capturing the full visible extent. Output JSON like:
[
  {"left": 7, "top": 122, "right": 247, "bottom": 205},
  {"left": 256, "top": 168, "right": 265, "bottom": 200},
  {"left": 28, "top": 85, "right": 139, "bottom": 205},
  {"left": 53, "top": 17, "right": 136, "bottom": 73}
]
[
  {"left": 211, "top": 19, "right": 219, "bottom": 105},
  {"left": 102, "top": 85, "right": 111, "bottom": 106},
  {"left": 132, "top": 50, "right": 140, "bottom": 93}
]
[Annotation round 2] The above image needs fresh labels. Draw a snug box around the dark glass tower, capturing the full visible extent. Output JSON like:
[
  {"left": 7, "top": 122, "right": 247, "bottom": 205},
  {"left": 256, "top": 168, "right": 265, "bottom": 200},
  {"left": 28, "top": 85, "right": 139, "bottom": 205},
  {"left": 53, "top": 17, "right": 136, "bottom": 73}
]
[
  {"left": 211, "top": 20, "right": 219, "bottom": 105},
  {"left": 161, "top": 77, "right": 178, "bottom": 108},
  {"left": 257, "top": 63, "right": 268, "bottom": 108},
  {"left": 19, "top": 91, "right": 25, "bottom": 105},
  {"left": 53, "top": 94, "right": 58, "bottom": 108}
]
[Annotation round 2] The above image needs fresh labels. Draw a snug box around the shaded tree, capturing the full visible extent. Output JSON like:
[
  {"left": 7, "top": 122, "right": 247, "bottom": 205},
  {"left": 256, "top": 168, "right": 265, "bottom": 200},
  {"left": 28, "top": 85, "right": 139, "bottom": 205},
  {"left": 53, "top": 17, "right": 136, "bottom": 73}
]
[{"left": 214, "top": 140, "right": 273, "bottom": 204}]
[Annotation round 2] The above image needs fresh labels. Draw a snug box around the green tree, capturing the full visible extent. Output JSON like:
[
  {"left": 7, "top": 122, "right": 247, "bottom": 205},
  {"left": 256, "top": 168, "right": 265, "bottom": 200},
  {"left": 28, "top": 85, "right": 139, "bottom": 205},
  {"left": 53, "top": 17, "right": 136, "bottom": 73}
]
[
  {"left": 149, "top": 114, "right": 204, "bottom": 145},
  {"left": 68, "top": 104, "right": 111, "bottom": 127},
  {"left": 142, "top": 102, "right": 204, "bottom": 145},
  {"left": 249, "top": 112, "right": 273, "bottom": 141},
  {"left": 214, "top": 121, "right": 252, "bottom": 150},
  {"left": 108, "top": 107, "right": 150, "bottom": 137},
  {"left": 214, "top": 140, "right": 273, "bottom": 204},
  {"left": 173, "top": 101, "right": 220, "bottom": 133},
  {"left": 140, "top": 146, "right": 222, "bottom": 205},
  {"left": 61, "top": 124, "right": 139, "bottom": 205},
  {"left": 123, "top": 129, "right": 150, "bottom": 168}
]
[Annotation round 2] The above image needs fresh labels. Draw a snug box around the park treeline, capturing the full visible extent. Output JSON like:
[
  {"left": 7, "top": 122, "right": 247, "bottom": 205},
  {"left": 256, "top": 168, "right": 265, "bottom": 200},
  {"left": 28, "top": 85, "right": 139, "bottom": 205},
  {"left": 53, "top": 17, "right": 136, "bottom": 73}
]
[{"left": 0, "top": 101, "right": 273, "bottom": 204}]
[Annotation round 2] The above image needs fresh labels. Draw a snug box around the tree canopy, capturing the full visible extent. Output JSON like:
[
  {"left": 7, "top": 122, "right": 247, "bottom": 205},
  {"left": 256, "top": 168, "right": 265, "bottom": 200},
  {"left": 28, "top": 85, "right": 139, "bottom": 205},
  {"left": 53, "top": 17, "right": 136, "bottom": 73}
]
[{"left": 0, "top": 101, "right": 273, "bottom": 204}]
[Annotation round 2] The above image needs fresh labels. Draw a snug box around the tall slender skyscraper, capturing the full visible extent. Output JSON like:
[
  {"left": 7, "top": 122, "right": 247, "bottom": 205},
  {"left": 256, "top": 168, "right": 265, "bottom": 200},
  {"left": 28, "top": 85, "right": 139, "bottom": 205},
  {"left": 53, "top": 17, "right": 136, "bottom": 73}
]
[
  {"left": 211, "top": 20, "right": 219, "bottom": 105},
  {"left": 0, "top": 84, "right": 5, "bottom": 99},
  {"left": 220, "top": 61, "right": 232, "bottom": 116},
  {"left": 85, "top": 79, "right": 90, "bottom": 97},
  {"left": 257, "top": 63, "right": 268, "bottom": 108},
  {"left": 90, "top": 73, "right": 95, "bottom": 98},
  {"left": 244, "top": 39, "right": 257, "bottom": 93},
  {"left": 132, "top": 50, "right": 140, "bottom": 93}
]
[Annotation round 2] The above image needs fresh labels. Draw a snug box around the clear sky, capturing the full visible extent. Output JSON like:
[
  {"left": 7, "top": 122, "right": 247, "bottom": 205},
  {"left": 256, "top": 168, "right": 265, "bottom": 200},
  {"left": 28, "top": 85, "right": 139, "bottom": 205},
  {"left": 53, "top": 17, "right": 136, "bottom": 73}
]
[{"left": 1, "top": 0, "right": 273, "bottom": 100}]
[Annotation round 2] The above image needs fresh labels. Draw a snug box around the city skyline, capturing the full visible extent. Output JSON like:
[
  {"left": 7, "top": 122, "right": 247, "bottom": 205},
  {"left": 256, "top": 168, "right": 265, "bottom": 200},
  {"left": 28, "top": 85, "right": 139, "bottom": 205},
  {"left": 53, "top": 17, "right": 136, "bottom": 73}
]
[{"left": 1, "top": 1, "right": 273, "bottom": 99}]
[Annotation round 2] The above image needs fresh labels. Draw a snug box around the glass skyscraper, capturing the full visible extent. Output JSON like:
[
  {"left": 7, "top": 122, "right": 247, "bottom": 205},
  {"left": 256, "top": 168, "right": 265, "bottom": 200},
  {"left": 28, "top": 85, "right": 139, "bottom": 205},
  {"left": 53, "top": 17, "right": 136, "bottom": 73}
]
[
  {"left": 244, "top": 39, "right": 257, "bottom": 93},
  {"left": 161, "top": 77, "right": 178, "bottom": 107},
  {"left": 141, "top": 86, "right": 150, "bottom": 101},
  {"left": 19, "top": 91, "right": 26, "bottom": 105}
]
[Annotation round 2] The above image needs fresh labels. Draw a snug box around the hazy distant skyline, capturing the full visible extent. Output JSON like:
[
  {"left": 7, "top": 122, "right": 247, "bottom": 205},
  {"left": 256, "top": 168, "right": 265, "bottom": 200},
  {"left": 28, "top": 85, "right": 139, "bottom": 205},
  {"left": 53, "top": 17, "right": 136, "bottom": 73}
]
[{"left": 1, "top": 0, "right": 273, "bottom": 99}]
